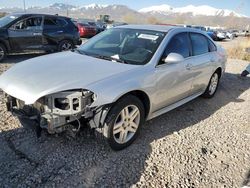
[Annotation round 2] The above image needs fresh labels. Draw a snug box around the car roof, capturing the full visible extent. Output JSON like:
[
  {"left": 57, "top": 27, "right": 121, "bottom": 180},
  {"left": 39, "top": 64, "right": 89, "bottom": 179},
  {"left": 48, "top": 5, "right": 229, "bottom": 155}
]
[
  {"left": 116, "top": 24, "right": 207, "bottom": 34},
  {"left": 10, "top": 13, "right": 68, "bottom": 19},
  {"left": 116, "top": 24, "right": 176, "bottom": 32}
]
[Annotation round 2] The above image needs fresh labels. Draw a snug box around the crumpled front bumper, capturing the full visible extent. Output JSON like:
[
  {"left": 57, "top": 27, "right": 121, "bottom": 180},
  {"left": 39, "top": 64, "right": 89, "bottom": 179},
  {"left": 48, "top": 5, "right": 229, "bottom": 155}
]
[{"left": 5, "top": 90, "right": 111, "bottom": 137}]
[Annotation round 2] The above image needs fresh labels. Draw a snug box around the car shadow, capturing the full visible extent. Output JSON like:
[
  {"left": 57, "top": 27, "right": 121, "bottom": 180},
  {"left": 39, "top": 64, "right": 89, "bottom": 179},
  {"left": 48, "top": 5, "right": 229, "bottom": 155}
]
[{"left": 0, "top": 72, "right": 249, "bottom": 187}]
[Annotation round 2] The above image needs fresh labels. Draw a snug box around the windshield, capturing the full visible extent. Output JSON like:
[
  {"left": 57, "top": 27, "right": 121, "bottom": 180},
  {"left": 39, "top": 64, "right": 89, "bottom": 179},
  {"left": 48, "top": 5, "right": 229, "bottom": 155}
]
[
  {"left": 78, "top": 28, "right": 166, "bottom": 65},
  {"left": 0, "top": 14, "right": 19, "bottom": 27}
]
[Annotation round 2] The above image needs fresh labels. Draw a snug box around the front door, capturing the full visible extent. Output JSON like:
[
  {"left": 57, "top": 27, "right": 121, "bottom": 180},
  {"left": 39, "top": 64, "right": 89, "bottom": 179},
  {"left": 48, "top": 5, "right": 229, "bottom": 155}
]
[
  {"left": 8, "top": 16, "right": 43, "bottom": 51},
  {"left": 153, "top": 32, "right": 194, "bottom": 111}
]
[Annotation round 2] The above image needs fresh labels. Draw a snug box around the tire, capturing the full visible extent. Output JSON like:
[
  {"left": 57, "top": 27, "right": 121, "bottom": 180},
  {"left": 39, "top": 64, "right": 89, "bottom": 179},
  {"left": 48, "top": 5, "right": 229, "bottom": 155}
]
[
  {"left": 0, "top": 43, "right": 6, "bottom": 62},
  {"left": 104, "top": 95, "right": 145, "bottom": 150},
  {"left": 202, "top": 71, "right": 220, "bottom": 98},
  {"left": 58, "top": 40, "right": 74, "bottom": 52}
]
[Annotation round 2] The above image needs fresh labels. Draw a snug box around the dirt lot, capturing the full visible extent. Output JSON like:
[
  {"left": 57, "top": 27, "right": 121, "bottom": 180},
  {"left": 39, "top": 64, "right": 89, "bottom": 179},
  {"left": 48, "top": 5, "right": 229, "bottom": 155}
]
[
  {"left": 0, "top": 43, "right": 250, "bottom": 187},
  {"left": 217, "top": 37, "right": 247, "bottom": 50}
]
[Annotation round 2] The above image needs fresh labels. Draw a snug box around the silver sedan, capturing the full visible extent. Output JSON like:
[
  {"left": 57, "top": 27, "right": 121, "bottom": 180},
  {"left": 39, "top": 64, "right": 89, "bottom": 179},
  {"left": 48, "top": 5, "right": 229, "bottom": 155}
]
[{"left": 0, "top": 25, "right": 227, "bottom": 150}]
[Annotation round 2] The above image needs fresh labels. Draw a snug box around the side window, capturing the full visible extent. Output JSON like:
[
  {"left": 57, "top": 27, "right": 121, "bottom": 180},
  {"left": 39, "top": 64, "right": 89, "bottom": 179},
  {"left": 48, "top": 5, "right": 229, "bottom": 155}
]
[
  {"left": 164, "top": 32, "right": 190, "bottom": 59},
  {"left": 44, "top": 17, "right": 67, "bottom": 28},
  {"left": 55, "top": 18, "right": 68, "bottom": 27},
  {"left": 10, "top": 17, "right": 42, "bottom": 30},
  {"left": 44, "top": 17, "right": 57, "bottom": 28},
  {"left": 190, "top": 33, "right": 209, "bottom": 56},
  {"left": 208, "top": 39, "right": 217, "bottom": 52}
]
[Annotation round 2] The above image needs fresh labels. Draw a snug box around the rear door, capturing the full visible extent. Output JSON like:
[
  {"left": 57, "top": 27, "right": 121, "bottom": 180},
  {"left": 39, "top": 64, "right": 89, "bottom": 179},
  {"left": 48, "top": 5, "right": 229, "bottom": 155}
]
[
  {"left": 8, "top": 16, "right": 43, "bottom": 51},
  {"left": 188, "top": 33, "right": 216, "bottom": 94},
  {"left": 153, "top": 32, "right": 194, "bottom": 110},
  {"left": 42, "top": 16, "right": 67, "bottom": 48}
]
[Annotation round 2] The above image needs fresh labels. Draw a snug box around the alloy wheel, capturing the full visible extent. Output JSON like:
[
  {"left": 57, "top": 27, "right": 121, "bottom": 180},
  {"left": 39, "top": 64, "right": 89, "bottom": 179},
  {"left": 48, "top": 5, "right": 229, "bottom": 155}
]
[
  {"left": 0, "top": 46, "right": 4, "bottom": 60},
  {"left": 113, "top": 105, "right": 140, "bottom": 144},
  {"left": 61, "top": 42, "right": 72, "bottom": 51},
  {"left": 209, "top": 73, "right": 219, "bottom": 95}
]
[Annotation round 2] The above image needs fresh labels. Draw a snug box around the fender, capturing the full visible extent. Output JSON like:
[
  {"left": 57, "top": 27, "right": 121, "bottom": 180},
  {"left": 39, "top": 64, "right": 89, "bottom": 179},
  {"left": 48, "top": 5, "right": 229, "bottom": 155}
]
[{"left": 0, "top": 37, "right": 11, "bottom": 53}]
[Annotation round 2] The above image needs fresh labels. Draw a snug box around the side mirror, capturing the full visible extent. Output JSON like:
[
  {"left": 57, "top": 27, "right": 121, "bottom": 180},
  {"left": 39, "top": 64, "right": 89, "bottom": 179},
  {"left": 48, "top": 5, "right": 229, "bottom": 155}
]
[{"left": 163, "top": 53, "right": 185, "bottom": 64}]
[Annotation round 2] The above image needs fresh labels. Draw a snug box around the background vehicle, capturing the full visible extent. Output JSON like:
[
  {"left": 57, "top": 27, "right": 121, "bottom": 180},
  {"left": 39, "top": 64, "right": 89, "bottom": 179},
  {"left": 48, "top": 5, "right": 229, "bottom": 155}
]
[
  {"left": 0, "top": 13, "right": 82, "bottom": 62},
  {"left": 206, "top": 30, "right": 218, "bottom": 41},
  {"left": 192, "top": 26, "right": 206, "bottom": 31},
  {"left": 229, "top": 29, "right": 239, "bottom": 38},
  {"left": 238, "top": 30, "right": 250, "bottom": 37},
  {"left": 0, "top": 26, "right": 227, "bottom": 150},
  {"left": 87, "top": 21, "right": 105, "bottom": 34},
  {"left": 77, "top": 23, "right": 97, "bottom": 38},
  {"left": 215, "top": 30, "right": 227, "bottom": 41},
  {"left": 225, "top": 31, "right": 234, "bottom": 40}
]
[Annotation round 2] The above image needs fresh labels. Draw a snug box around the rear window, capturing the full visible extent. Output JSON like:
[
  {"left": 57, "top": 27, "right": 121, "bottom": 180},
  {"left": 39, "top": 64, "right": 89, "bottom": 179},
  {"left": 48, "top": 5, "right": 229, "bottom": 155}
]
[
  {"left": 208, "top": 39, "right": 217, "bottom": 52},
  {"left": 190, "top": 33, "right": 209, "bottom": 56}
]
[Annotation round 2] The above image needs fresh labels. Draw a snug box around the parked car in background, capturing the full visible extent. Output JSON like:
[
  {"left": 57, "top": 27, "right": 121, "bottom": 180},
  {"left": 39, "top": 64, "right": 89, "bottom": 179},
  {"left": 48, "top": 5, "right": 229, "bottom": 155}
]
[
  {"left": 229, "top": 29, "right": 239, "bottom": 38},
  {"left": 0, "top": 13, "right": 81, "bottom": 62},
  {"left": 215, "top": 30, "right": 227, "bottom": 41},
  {"left": 77, "top": 23, "right": 97, "bottom": 38},
  {"left": 206, "top": 30, "right": 218, "bottom": 41},
  {"left": 87, "top": 21, "right": 105, "bottom": 34},
  {"left": 225, "top": 31, "right": 234, "bottom": 40},
  {"left": 238, "top": 30, "right": 249, "bottom": 37},
  {"left": 192, "top": 26, "right": 206, "bottom": 31},
  {"left": 0, "top": 25, "right": 227, "bottom": 150}
]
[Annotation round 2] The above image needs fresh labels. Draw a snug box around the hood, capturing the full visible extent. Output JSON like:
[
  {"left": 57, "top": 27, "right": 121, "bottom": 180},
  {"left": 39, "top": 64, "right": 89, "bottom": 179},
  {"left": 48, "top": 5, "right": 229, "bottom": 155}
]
[{"left": 0, "top": 51, "right": 137, "bottom": 104}]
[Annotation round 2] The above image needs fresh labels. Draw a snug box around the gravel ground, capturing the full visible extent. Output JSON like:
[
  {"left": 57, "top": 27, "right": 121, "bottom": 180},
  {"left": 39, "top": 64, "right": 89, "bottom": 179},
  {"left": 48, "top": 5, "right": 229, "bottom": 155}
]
[{"left": 0, "top": 55, "right": 249, "bottom": 188}]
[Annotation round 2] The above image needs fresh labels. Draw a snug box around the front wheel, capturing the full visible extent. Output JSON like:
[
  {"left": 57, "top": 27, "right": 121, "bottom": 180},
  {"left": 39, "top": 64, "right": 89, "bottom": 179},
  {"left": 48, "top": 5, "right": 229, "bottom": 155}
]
[
  {"left": 202, "top": 71, "right": 220, "bottom": 98},
  {"left": 0, "top": 43, "right": 7, "bottom": 62},
  {"left": 104, "top": 95, "right": 145, "bottom": 150}
]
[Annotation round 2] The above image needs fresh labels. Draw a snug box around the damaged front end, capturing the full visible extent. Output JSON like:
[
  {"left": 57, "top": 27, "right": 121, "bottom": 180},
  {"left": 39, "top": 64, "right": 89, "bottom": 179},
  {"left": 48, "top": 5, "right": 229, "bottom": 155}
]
[{"left": 5, "top": 89, "right": 108, "bottom": 136}]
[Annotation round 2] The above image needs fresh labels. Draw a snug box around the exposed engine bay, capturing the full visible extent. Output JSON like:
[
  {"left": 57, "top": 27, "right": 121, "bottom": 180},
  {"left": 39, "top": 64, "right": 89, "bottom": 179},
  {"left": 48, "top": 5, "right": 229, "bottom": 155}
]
[{"left": 5, "top": 90, "right": 108, "bottom": 136}]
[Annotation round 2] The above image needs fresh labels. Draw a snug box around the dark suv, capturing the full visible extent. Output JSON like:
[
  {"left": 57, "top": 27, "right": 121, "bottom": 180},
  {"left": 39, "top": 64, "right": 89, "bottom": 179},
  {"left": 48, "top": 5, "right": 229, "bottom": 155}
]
[{"left": 0, "top": 13, "right": 82, "bottom": 61}]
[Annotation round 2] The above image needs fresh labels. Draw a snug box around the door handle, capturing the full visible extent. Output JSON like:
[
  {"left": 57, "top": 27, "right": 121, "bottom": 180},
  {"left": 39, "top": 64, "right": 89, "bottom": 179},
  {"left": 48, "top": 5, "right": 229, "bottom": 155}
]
[
  {"left": 33, "top": 32, "right": 42, "bottom": 36},
  {"left": 210, "top": 58, "right": 216, "bottom": 62},
  {"left": 186, "top": 63, "right": 192, "bottom": 70}
]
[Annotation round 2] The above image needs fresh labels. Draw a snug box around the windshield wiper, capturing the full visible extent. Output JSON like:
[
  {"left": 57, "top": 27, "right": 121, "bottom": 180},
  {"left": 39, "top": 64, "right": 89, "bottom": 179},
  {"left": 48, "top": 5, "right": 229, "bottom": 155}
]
[
  {"left": 73, "top": 50, "right": 128, "bottom": 64},
  {"left": 93, "top": 55, "right": 128, "bottom": 64},
  {"left": 72, "top": 49, "right": 87, "bottom": 55}
]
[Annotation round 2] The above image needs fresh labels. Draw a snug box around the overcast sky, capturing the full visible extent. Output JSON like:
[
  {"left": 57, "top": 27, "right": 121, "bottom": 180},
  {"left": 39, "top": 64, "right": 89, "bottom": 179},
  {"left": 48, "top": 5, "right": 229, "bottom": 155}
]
[{"left": 1, "top": 0, "right": 249, "bottom": 16}]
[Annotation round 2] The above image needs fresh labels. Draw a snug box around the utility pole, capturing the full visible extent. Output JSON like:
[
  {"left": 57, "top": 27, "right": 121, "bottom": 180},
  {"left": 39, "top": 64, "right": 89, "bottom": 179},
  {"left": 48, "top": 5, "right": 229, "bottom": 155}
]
[{"left": 23, "top": 0, "right": 26, "bottom": 12}]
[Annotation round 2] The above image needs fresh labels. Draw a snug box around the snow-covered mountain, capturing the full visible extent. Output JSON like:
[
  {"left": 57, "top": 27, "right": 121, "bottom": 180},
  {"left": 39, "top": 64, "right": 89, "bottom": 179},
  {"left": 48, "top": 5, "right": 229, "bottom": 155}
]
[
  {"left": 0, "top": 3, "right": 247, "bottom": 18},
  {"left": 139, "top": 4, "right": 246, "bottom": 18},
  {"left": 0, "top": 3, "right": 249, "bottom": 28}
]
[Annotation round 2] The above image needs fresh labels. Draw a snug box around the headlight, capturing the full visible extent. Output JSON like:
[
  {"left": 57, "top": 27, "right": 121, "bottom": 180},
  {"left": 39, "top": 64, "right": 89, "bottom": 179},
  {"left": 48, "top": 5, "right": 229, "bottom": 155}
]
[
  {"left": 54, "top": 98, "right": 70, "bottom": 110},
  {"left": 44, "top": 89, "right": 96, "bottom": 114}
]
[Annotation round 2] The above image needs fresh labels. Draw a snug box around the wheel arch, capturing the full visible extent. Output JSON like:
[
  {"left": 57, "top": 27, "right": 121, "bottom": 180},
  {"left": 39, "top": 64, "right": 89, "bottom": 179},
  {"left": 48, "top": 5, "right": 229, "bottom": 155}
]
[
  {"left": 215, "top": 67, "right": 222, "bottom": 78},
  {"left": 114, "top": 90, "right": 151, "bottom": 119},
  {"left": 0, "top": 39, "right": 9, "bottom": 53}
]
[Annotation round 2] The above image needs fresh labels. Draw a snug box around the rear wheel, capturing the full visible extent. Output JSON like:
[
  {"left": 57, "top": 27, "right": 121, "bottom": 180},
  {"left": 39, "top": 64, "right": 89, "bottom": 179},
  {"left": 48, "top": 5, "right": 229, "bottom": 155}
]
[
  {"left": 104, "top": 95, "right": 145, "bottom": 150},
  {"left": 58, "top": 40, "right": 74, "bottom": 52},
  {"left": 0, "top": 43, "right": 6, "bottom": 62},
  {"left": 202, "top": 71, "right": 220, "bottom": 98}
]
